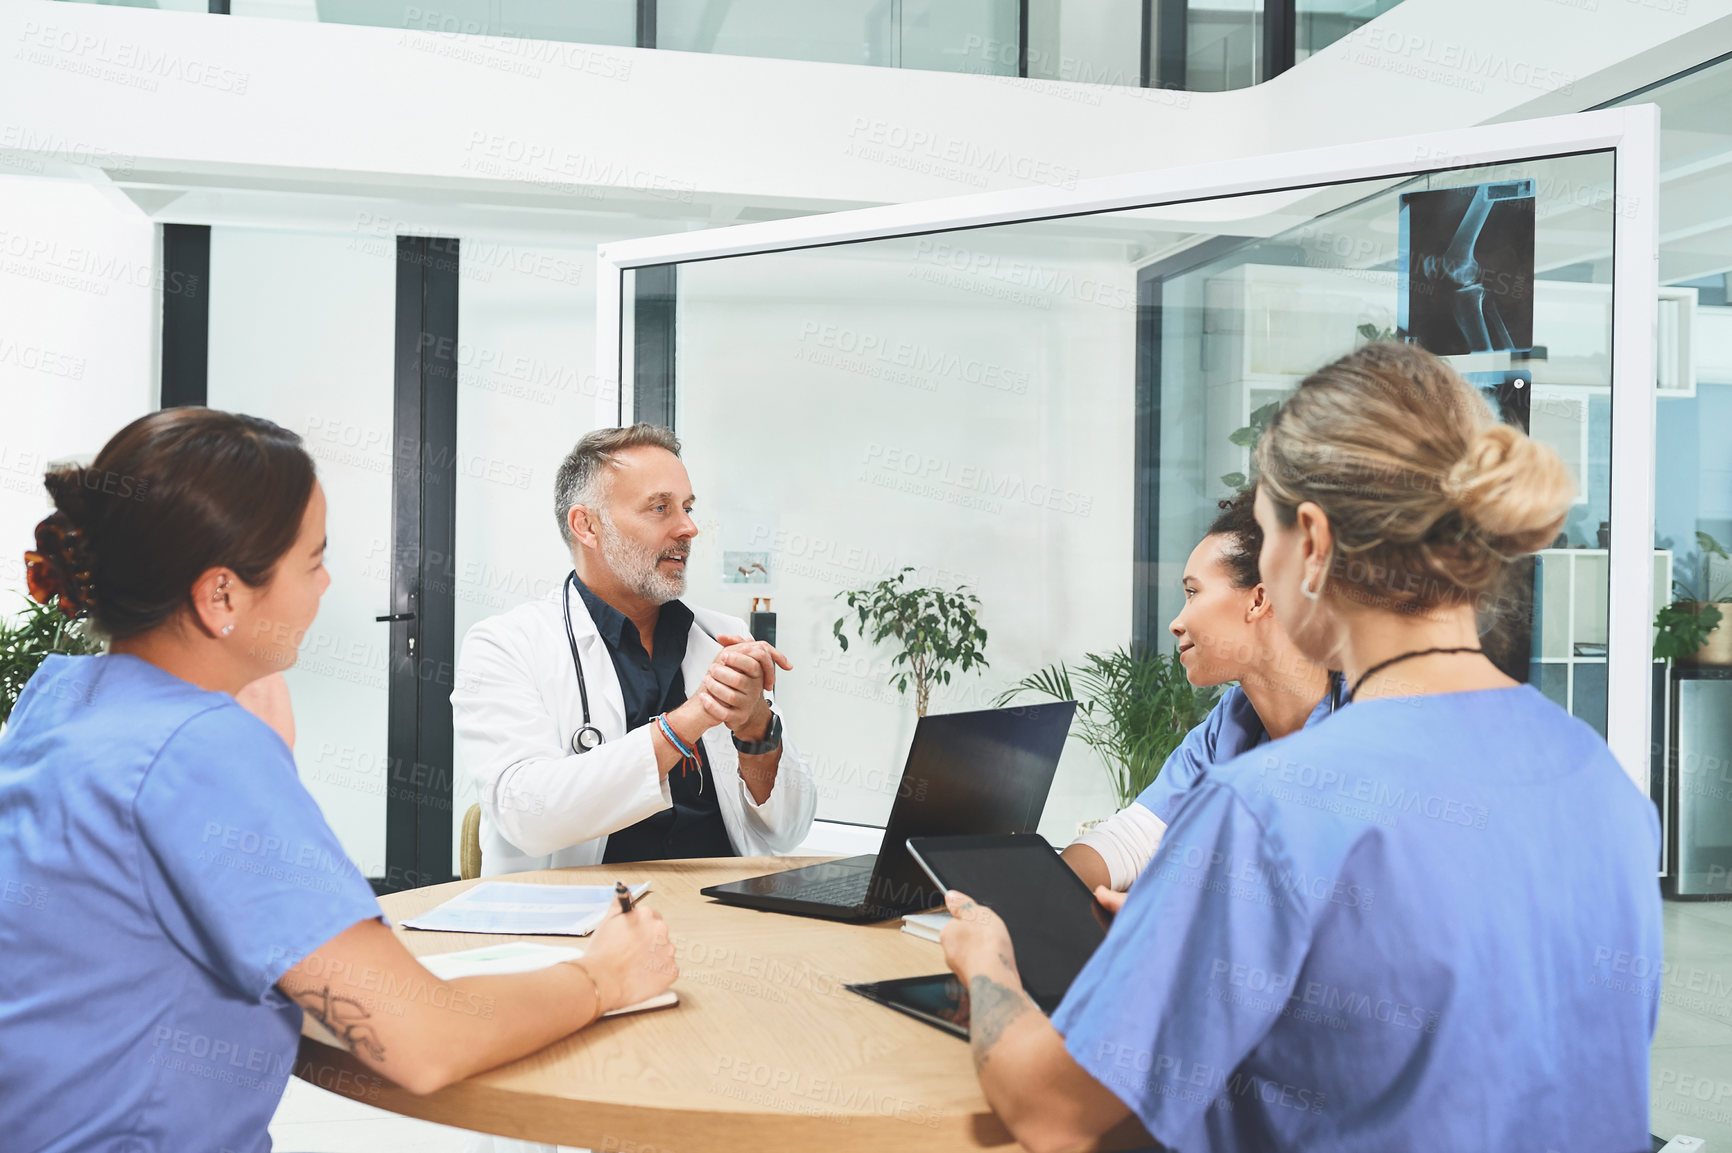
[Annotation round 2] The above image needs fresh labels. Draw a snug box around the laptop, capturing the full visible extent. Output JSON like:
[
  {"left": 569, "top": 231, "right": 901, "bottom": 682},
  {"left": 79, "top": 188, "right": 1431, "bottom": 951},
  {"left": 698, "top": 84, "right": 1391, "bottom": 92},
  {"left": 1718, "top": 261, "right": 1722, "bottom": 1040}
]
[{"left": 701, "top": 701, "right": 1076, "bottom": 923}]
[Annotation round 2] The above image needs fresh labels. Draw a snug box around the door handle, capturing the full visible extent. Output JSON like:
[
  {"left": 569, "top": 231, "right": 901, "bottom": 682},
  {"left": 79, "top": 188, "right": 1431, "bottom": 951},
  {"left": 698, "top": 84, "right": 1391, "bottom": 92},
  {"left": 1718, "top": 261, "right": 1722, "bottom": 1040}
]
[{"left": 375, "top": 612, "right": 417, "bottom": 622}]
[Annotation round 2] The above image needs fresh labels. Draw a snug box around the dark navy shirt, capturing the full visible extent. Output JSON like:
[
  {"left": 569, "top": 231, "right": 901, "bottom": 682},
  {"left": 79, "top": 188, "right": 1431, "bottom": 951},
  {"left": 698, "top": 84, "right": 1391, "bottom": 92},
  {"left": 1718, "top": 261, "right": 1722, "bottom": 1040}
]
[{"left": 571, "top": 576, "right": 735, "bottom": 863}]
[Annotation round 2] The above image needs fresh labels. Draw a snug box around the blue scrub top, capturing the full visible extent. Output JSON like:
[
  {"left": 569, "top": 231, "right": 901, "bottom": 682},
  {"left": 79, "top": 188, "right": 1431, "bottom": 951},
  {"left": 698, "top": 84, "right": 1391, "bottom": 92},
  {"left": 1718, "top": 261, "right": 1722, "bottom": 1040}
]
[
  {"left": 1136, "top": 673, "right": 1346, "bottom": 826},
  {"left": 1054, "top": 685, "right": 1661, "bottom": 1152},
  {"left": 0, "top": 655, "right": 383, "bottom": 1153}
]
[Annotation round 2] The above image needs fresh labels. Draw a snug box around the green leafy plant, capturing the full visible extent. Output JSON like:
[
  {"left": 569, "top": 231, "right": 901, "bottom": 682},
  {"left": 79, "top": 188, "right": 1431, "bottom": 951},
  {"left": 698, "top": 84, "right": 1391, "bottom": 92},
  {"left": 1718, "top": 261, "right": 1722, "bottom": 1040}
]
[
  {"left": 1655, "top": 531, "right": 1732, "bottom": 661},
  {"left": 1, "top": 597, "right": 103, "bottom": 726},
  {"left": 832, "top": 567, "right": 988, "bottom": 717},
  {"left": 1220, "top": 401, "right": 1282, "bottom": 493},
  {"left": 996, "top": 646, "right": 1221, "bottom": 809},
  {"left": 1356, "top": 322, "right": 1398, "bottom": 343}
]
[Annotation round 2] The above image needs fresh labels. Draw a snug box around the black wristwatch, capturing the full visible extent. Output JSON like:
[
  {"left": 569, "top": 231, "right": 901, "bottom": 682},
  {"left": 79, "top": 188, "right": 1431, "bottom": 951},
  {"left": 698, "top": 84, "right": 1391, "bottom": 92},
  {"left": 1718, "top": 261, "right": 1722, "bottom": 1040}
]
[{"left": 731, "top": 710, "right": 783, "bottom": 756}]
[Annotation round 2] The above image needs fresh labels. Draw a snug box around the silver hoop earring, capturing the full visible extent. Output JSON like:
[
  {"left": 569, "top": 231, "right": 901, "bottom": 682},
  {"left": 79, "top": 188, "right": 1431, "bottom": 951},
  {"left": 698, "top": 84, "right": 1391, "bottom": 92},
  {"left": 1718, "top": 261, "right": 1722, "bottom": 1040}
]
[
  {"left": 1300, "top": 575, "right": 1321, "bottom": 602},
  {"left": 220, "top": 624, "right": 234, "bottom": 637}
]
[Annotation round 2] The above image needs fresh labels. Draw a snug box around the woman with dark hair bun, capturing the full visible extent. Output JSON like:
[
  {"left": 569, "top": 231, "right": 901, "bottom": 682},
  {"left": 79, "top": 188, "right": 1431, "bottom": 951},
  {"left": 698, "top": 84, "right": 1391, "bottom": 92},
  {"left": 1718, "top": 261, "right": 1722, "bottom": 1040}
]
[
  {"left": 937, "top": 343, "right": 1660, "bottom": 1153},
  {"left": 1, "top": 409, "right": 677, "bottom": 1153},
  {"left": 1062, "top": 487, "right": 1346, "bottom": 895}
]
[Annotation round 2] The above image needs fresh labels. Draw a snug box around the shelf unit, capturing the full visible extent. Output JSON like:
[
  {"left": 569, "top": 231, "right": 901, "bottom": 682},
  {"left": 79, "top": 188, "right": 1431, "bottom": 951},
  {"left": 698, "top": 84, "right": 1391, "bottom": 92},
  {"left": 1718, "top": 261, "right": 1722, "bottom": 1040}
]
[
  {"left": 1531, "top": 548, "right": 1670, "bottom": 737},
  {"left": 1197, "top": 266, "right": 1663, "bottom": 506}
]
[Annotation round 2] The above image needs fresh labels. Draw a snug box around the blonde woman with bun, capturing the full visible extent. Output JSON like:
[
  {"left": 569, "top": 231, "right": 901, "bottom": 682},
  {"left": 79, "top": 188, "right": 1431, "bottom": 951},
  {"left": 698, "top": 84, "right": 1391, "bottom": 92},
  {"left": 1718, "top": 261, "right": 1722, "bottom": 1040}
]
[{"left": 938, "top": 342, "right": 1661, "bottom": 1153}]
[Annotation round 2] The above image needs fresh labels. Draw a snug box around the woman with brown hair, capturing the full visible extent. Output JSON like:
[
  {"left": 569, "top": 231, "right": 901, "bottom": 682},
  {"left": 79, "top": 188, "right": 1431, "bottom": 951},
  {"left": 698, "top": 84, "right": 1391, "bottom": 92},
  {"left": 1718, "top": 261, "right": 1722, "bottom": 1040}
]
[
  {"left": 0, "top": 409, "right": 677, "bottom": 1152},
  {"left": 939, "top": 343, "right": 1661, "bottom": 1153}
]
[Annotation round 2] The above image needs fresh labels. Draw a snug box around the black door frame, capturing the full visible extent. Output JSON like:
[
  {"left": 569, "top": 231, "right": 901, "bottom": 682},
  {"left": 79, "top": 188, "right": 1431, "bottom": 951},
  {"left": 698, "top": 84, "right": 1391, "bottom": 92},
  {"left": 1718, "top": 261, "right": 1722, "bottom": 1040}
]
[
  {"left": 381, "top": 235, "right": 461, "bottom": 892},
  {"left": 1146, "top": 0, "right": 1300, "bottom": 90},
  {"left": 160, "top": 224, "right": 211, "bottom": 409}
]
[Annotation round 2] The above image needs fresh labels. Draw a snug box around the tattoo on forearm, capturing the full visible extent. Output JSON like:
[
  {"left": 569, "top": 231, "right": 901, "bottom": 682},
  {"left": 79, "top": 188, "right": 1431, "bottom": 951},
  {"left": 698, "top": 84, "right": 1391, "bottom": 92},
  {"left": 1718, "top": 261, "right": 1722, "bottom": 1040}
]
[
  {"left": 295, "top": 985, "right": 387, "bottom": 1063},
  {"left": 968, "top": 975, "right": 1031, "bottom": 1071}
]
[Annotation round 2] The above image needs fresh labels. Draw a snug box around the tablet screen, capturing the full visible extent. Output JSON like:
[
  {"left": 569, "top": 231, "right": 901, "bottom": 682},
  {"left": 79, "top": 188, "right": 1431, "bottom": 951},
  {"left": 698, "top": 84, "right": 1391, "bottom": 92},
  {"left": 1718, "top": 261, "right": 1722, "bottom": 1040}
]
[
  {"left": 846, "top": 974, "right": 970, "bottom": 1039},
  {"left": 906, "top": 833, "right": 1109, "bottom": 1013}
]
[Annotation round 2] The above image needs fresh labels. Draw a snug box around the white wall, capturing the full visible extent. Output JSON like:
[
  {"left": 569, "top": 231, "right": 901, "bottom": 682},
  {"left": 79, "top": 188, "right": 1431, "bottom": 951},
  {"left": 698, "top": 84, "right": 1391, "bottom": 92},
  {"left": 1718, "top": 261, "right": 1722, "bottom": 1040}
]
[
  {"left": 0, "top": 175, "right": 154, "bottom": 621},
  {"left": 672, "top": 230, "right": 1137, "bottom": 841},
  {"left": 206, "top": 226, "right": 397, "bottom": 876}
]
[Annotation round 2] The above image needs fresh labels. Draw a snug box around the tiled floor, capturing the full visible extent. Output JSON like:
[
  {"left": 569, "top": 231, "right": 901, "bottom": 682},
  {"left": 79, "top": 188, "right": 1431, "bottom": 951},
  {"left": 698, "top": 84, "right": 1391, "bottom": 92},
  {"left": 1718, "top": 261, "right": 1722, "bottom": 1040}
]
[
  {"left": 268, "top": 1077, "right": 472, "bottom": 1152},
  {"left": 273, "top": 900, "right": 1732, "bottom": 1151},
  {"left": 1651, "top": 901, "right": 1732, "bottom": 1148}
]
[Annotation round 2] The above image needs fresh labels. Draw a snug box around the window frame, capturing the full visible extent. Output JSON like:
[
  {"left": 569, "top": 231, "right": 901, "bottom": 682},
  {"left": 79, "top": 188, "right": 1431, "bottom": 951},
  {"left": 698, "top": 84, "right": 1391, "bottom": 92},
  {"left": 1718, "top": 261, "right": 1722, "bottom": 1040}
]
[{"left": 593, "top": 105, "right": 1661, "bottom": 788}]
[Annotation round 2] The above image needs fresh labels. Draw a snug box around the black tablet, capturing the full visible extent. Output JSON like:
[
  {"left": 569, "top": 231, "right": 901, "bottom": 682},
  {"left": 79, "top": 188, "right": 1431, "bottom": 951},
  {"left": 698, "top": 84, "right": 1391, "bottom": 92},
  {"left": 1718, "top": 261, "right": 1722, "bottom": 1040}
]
[
  {"left": 845, "top": 973, "right": 970, "bottom": 1040},
  {"left": 905, "top": 832, "right": 1109, "bottom": 1013}
]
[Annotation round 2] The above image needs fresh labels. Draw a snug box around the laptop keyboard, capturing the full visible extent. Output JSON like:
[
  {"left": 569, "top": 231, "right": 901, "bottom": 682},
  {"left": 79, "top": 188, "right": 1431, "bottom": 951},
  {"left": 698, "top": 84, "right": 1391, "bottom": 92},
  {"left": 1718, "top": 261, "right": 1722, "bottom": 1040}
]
[
  {"left": 784, "top": 871, "right": 872, "bottom": 906},
  {"left": 743, "top": 860, "right": 875, "bottom": 906}
]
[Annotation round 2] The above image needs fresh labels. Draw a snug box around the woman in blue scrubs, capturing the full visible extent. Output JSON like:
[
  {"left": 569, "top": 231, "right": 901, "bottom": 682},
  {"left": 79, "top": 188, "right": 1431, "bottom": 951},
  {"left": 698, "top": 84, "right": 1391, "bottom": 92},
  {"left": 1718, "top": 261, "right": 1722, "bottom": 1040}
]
[
  {"left": 0, "top": 409, "right": 678, "bottom": 1153},
  {"left": 1063, "top": 488, "right": 1345, "bottom": 894},
  {"left": 940, "top": 342, "right": 1661, "bottom": 1153}
]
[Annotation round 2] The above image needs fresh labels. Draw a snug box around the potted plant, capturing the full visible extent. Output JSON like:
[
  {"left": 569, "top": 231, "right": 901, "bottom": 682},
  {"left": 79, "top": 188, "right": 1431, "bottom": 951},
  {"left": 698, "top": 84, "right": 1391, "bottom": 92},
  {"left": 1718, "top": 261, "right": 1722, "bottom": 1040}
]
[
  {"left": 1, "top": 596, "right": 103, "bottom": 726},
  {"left": 1655, "top": 532, "right": 1732, "bottom": 666},
  {"left": 1219, "top": 402, "right": 1281, "bottom": 494},
  {"left": 996, "top": 646, "right": 1221, "bottom": 825},
  {"left": 831, "top": 567, "right": 988, "bottom": 717}
]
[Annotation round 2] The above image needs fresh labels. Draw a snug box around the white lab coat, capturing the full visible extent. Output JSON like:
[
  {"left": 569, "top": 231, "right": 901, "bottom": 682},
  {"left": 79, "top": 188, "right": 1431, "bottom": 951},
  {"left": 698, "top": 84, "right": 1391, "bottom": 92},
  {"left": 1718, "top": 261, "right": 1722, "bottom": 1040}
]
[
  {"left": 449, "top": 584, "right": 818, "bottom": 1153},
  {"left": 452, "top": 583, "right": 818, "bottom": 874}
]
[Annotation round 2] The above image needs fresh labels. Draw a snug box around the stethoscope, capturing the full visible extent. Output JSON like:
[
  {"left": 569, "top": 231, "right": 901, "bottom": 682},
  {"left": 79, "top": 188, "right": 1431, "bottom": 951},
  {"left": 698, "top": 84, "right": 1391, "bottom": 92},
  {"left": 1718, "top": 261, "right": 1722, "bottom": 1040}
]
[
  {"left": 560, "top": 569, "right": 751, "bottom": 760},
  {"left": 562, "top": 571, "right": 607, "bottom": 755}
]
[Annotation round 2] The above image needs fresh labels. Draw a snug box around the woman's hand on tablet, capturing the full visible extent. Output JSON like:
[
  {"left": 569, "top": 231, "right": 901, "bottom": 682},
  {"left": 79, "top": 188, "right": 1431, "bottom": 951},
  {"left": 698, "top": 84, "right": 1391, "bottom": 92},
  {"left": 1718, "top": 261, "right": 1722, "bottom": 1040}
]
[{"left": 940, "top": 889, "right": 1018, "bottom": 986}]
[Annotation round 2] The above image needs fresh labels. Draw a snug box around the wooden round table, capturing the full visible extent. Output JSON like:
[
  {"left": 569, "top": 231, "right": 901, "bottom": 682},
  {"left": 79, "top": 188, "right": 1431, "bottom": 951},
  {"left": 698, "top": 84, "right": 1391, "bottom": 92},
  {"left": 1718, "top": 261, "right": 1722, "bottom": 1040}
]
[{"left": 294, "top": 857, "right": 1016, "bottom": 1151}]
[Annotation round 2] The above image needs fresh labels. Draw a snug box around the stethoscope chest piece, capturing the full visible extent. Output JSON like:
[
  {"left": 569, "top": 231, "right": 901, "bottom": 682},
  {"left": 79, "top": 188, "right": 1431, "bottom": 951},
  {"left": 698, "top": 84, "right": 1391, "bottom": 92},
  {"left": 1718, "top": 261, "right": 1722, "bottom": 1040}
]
[
  {"left": 563, "top": 571, "right": 609, "bottom": 755},
  {"left": 571, "top": 724, "right": 605, "bottom": 755}
]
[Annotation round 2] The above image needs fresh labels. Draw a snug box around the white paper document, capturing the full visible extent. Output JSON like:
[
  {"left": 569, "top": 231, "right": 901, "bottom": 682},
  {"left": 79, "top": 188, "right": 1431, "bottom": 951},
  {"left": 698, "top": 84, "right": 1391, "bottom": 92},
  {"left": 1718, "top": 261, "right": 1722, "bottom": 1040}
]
[
  {"left": 416, "top": 941, "right": 678, "bottom": 1017},
  {"left": 400, "top": 882, "right": 651, "bottom": 936}
]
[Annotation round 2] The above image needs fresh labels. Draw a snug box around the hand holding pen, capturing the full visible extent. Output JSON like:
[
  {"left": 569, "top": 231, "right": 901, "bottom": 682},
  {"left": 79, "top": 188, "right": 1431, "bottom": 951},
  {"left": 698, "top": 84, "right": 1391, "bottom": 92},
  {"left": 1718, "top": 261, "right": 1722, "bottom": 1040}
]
[{"left": 580, "top": 881, "right": 676, "bottom": 1016}]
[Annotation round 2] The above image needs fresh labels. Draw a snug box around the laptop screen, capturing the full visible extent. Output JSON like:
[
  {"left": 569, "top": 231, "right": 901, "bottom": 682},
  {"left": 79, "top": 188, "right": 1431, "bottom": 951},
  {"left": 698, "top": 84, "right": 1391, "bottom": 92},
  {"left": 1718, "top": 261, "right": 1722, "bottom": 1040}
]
[{"left": 859, "top": 700, "right": 1076, "bottom": 919}]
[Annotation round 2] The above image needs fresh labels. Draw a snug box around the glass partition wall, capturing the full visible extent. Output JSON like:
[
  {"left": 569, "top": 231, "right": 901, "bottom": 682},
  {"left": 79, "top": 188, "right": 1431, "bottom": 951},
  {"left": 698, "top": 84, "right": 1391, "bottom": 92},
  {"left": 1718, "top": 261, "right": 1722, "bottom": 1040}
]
[
  {"left": 1151, "top": 152, "right": 1641, "bottom": 739},
  {"left": 671, "top": 229, "right": 1139, "bottom": 833},
  {"left": 600, "top": 109, "right": 1659, "bottom": 841}
]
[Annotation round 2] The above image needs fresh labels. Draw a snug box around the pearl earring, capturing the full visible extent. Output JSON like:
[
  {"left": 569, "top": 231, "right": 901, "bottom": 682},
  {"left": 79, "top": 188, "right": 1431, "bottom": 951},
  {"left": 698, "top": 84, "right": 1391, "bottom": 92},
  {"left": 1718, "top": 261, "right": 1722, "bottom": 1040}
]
[{"left": 221, "top": 624, "right": 234, "bottom": 636}]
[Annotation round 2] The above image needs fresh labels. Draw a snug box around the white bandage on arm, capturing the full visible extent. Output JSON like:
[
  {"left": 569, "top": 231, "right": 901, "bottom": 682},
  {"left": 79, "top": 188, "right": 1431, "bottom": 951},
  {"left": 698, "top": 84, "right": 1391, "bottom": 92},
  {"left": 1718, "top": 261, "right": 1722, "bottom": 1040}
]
[{"left": 1072, "top": 803, "right": 1170, "bottom": 891}]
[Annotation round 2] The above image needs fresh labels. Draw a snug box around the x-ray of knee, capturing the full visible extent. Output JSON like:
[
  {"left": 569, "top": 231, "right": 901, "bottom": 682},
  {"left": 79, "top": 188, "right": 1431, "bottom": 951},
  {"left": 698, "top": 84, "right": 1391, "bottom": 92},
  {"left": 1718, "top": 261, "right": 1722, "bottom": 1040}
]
[{"left": 1399, "top": 180, "right": 1536, "bottom": 356}]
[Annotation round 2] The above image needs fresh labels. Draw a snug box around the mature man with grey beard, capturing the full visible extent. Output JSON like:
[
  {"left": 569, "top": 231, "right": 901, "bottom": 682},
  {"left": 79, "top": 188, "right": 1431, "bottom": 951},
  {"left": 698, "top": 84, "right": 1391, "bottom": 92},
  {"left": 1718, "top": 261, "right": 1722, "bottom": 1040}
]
[{"left": 452, "top": 423, "right": 817, "bottom": 879}]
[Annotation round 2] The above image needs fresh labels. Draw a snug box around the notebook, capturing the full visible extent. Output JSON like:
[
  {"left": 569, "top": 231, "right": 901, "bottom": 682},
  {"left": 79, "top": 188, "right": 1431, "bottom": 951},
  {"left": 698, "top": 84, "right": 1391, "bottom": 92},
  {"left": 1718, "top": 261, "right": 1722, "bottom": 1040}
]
[
  {"left": 417, "top": 941, "right": 679, "bottom": 1017},
  {"left": 901, "top": 912, "right": 952, "bottom": 942},
  {"left": 400, "top": 882, "right": 650, "bottom": 936}
]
